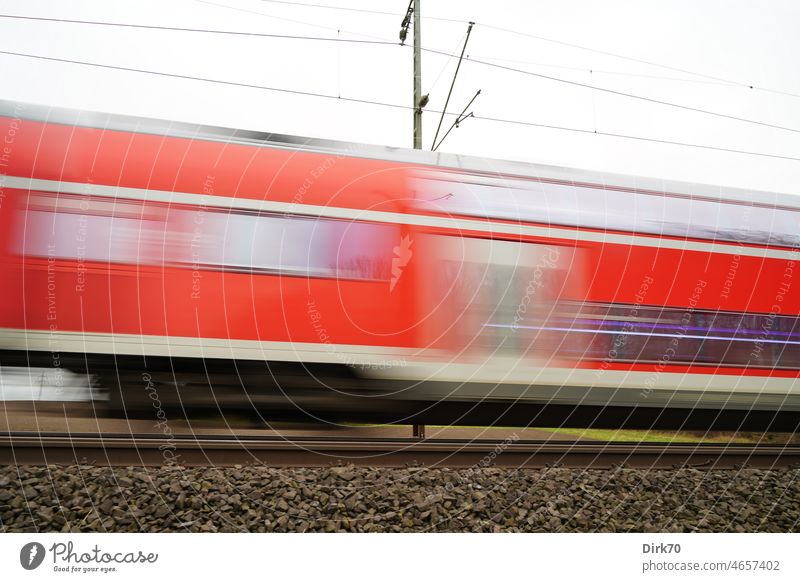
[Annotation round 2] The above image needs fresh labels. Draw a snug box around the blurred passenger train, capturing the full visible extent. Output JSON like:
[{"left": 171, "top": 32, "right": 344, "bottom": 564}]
[{"left": 1, "top": 100, "right": 798, "bottom": 430}]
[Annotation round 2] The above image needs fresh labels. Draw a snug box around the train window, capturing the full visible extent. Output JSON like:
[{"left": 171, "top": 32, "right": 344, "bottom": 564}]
[
  {"left": 565, "top": 302, "right": 800, "bottom": 370},
  {"left": 169, "top": 207, "right": 395, "bottom": 281},
  {"left": 413, "top": 170, "right": 800, "bottom": 247},
  {"left": 15, "top": 194, "right": 163, "bottom": 264},
  {"left": 432, "top": 236, "right": 572, "bottom": 360},
  {"left": 15, "top": 192, "right": 397, "bottom": 281}
]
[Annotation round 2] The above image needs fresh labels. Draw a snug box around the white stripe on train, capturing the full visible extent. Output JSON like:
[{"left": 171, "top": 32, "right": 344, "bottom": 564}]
[{"left": 4, "top": 175, "right": 798, "bottom": 260}]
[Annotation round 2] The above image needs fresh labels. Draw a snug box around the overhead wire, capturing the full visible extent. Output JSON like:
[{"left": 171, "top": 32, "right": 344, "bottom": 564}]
[
  {"left": 421, "top": 45, "right": 800, "bottom": 136},
  {"left": 457, "top": 56, "right": 745, "bottom": 88},
  {"left": 3, "top": 12, "right": 799, "bottom": 137},
  {"left": 0, "top": 49, "right": 407, "bottom": 112},
  {"left": 426, "top": 30, "right": 467, "bottom": 96},
  {"left": 257, "top": 0, "right": 800, "bottom": 99},
  {"left": 475, "top": 22, "right": 800, "bottom": 100},
  {"left": 0, "top": 14, "right": 396, "bottom": 45},
  {"left": 256, "top": 0, "right": 464, "bottom": 23},
  {"left": 192, "top": 0, "right": 389, "bottom": 41},
  {"left": 1, "top": 48, "right": 799, "bottom": 164},
  {"left": 257, "top": 0, "right": 402, "bottom": 18}
]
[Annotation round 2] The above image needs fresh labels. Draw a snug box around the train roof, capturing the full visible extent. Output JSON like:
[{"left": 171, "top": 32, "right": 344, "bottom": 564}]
[{"left": 3, "top": 99, "right": 799, "bottom": 211}]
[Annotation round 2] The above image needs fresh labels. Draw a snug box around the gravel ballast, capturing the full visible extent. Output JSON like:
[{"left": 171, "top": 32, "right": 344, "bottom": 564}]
[{"left": 1, "top": 464, "right": 798, "bottom": 532}]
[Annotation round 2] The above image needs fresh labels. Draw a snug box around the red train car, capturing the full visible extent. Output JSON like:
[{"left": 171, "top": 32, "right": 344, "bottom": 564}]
[{"left": 1, "top": 100, "right": 798, "bottom": 430}]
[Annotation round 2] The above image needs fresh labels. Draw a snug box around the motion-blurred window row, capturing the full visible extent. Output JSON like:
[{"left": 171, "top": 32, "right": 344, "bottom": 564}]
[
  {"left": 415, "top": 170, "right": 800, "bottom": 247},
  {"left": 16, "top": 191, "right": 395, "bottom": 281}
]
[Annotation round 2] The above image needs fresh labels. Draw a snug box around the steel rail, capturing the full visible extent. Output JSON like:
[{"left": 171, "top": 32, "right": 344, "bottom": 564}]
[{"left": 1, "top": 432, "right": 798, "bottom": 469}]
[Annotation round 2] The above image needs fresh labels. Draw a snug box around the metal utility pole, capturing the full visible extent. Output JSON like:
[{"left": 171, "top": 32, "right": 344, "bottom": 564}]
[
  {"left": 411, "top": 0, "right": 425, "bottom": 440},
  {"left": 401, "top": 0, "right": 425, "bottom": 148},
  {"left": 401, "top": 0, "right": 426, "bottom": 439},
  {"left": 412, "top": 0, "right": 422, "bottom": 149}
]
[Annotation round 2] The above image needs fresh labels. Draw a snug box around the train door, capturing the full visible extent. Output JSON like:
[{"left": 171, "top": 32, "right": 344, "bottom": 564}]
[{"left": 416, "top": 233, "right": 582, "bottom": 367}]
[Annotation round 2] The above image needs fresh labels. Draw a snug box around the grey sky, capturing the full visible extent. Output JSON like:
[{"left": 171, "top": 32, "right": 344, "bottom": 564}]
[{"left": 1, "top": 0, "right": 799, "bottom": 194}]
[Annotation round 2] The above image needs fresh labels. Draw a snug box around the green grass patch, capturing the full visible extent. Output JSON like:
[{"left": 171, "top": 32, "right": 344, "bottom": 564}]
[{"left": 533, "top": 427, "right": 757, "bottom": 443}]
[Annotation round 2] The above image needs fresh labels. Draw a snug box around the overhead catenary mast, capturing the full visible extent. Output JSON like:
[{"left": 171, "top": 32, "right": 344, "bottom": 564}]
[
  {"left": 400, "top": 2, "right": 477, "bottom": 154},
  {"left": 413, "top": 0, "right": 423, "bottom": 149},
  {"left": 400, "top": 0, "right": 426, "bottom": 439},
  {"left": 400, "top": 0, "right": 426, "bottom": 150}
]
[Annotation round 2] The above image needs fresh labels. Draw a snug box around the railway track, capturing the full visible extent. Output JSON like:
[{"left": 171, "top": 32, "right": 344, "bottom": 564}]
[{"left": 1, "top": 432, "right": 799, "bottom": 468}]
